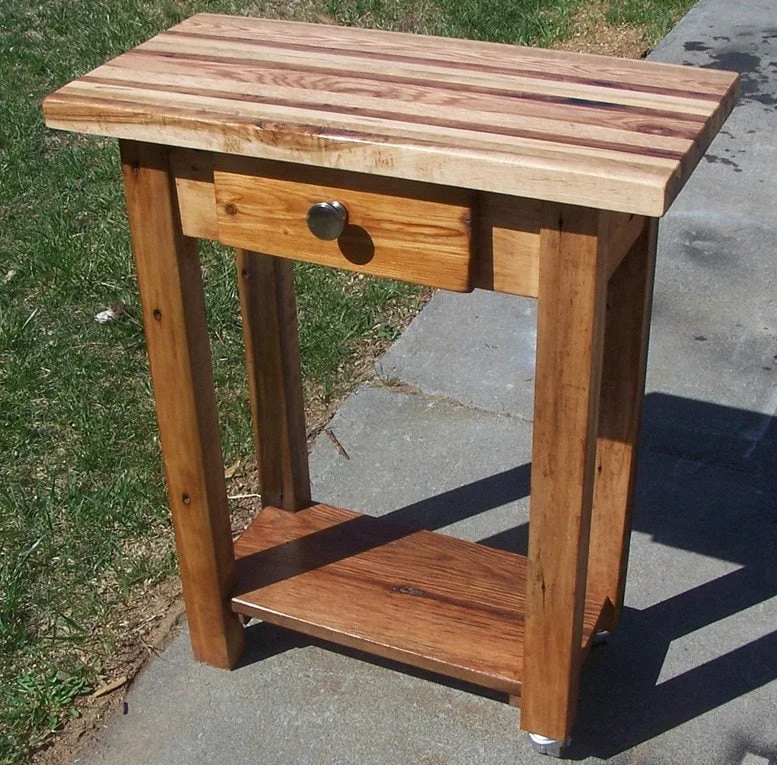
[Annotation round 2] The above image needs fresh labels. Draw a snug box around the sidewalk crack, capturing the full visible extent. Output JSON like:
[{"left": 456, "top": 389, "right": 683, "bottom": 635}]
[{"left": 367, "top": 378, "right": 534, "bottom": 424}]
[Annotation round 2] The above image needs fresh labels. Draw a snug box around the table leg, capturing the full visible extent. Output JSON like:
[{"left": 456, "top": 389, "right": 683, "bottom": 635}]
[
  {"left": 120, "top": 140, "right": 244, "bottom": 668},
  {"left": 522, "top": 204, "right": 608, "bottom": 741},
  {"left": 586, "top": 218, "right": 658, "bottom": 630},
  {"left": 236, "top": 250, "right": 311, "bottom": 511}
]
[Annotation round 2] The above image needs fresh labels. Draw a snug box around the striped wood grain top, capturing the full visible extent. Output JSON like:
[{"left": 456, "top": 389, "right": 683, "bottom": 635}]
[{"left": 43, "top": 14, "right": 739, "bottom": 215}]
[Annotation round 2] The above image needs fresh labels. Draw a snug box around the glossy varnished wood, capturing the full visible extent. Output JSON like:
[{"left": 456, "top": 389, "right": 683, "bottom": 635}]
[
  {"left": 43, "top": 14, "right": 738, "bottom": 215},
  {"left": 120, "top": 140, "right": 244, "bottom": 668},
  {"left": 232, "top": 503, "right": 605, "bottom": 695},
  {"left": 169, "top": 149, "right": 644, "bottom": 298},
  {"left": 237, "top": 250, "right": 310, "bottom": 510},
  {"left": 522, "top": 205, "right": 609, "bottom": 740},
  {"left": 217, "top": 162, "right": 474, "bottom": 291},
  {"left": 587, "top": 218, "right": 659, "bottom": 628}
]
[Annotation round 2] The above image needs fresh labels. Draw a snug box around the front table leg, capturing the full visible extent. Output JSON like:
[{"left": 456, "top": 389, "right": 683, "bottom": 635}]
[
  {"left": 522, "top": 205, "right": 609, "bottom": 742},
  {"left": 120, "top": 140, "right": 244, "bottom": 668}
]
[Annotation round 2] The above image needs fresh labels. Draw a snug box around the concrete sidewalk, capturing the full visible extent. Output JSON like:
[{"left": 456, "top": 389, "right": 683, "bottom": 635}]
[{"left": 79, "top": 1, "right": 777, "bottom": 762}]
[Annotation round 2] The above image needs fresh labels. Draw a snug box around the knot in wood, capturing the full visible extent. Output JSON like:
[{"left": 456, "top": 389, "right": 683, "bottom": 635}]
[{"left": 392, "top": 584, "right": 424, "bottom": 597}]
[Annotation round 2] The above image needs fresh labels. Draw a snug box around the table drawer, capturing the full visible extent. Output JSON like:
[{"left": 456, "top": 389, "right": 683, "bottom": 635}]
[{"left": 213, "top": 167, "right": 474, "bottom": 291}]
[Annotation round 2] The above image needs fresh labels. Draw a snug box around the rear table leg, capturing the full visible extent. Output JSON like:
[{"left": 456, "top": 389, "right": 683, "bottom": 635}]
[
  {"left": 237, "top": 250, "right": 311, "bottom": 511},
  {"left": 586, "top": 219, "right": 658, "bottom": 630}
]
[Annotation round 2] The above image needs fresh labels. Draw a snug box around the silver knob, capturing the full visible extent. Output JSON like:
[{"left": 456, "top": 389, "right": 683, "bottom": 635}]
[{"left": 307, "top": 201, "right": 348, "bottom": 241}]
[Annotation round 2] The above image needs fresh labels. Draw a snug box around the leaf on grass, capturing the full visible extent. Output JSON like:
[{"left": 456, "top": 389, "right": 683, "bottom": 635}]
[
  {"left": 94, "top": 310, "right": 115, "bottom": 324},
  {"left": 94, "top": 301, "right": 127, "bottom": 324},
  {"left": 90, "top": 676, "right": 128, "bottom": 699},
  {"left": 224, "top": 460, "right": 241, "bottom": 479}
]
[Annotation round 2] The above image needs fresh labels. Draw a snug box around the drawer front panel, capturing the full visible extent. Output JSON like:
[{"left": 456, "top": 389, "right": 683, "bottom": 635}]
[{"left": 213, "top": 170, "right": 474, "bottom": 291}]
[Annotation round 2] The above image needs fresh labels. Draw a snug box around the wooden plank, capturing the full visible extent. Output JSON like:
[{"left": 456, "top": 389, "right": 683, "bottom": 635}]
[
  {"left": 169, "top": 162, "right": 638, "bottom": 299},
  {"left": 604, "top": 211, "right": 647, "bottom": 279},
  {"left": 42, "top": 78, "right": 682, "bottom": 175},
  {"left": 170, "top": 148, "right": 218, "bottom": 239},
  {"left": 45, "top": 79, "right": 683, "bottom": 177},
  {"left": 215, "top": 165, "right": 474, "bottom": 291},
  {"left": 171, "top": 150, "right": 474, "bottom": 246},
  {"left": 42, "top": 14, "right": 739, "bottom": 217},
  {"left": 213, "top": 152, "right": 475, "bottom": 209},
  {"left": 80, "top": 60, "right": 699, "bottom": 155},
  {"left": 120, "top": 139, "right": 244, "bottom": 668},
  {"left": 231, "top": 503, "right": 605, "bottom": 695},
  {"left": 237, "top": 250, "right": 311, "bottom": 510},
  {"left": 475, "top": 193, "right": 541, "bottom": 298},
  {"left": 171, "top": 15, "right": 738, "bottom": 98},
  {"left": 42, "top": 88, "right": 676, "bottom": 216},
  {"left": 114, "top": 49, "right": 713, "bottom": 134},
  {"left": 521, "top": 204, "right": 609, "bottom": 741},
  {"left": 136, "top": 35, "right": 726, "bottom": 117},
  {"left": 587, "top": 218, "right": 658, "bottom": 629},
  {"left": 476, "top": 201, "right": 644, "bottom": 297}
]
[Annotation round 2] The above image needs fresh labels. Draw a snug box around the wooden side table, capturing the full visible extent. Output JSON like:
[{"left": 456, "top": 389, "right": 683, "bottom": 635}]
[{"left": 43, "top": 15, "right": 737, "bottom": 751}]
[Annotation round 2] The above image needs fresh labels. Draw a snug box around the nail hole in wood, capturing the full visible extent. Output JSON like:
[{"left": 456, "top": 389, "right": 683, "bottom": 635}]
[
  {"left": 153, "top": 309, "right": 162, "bottom": 320},
  {"left": 182, "top": 493, "right": 191, "bottom": 505}
]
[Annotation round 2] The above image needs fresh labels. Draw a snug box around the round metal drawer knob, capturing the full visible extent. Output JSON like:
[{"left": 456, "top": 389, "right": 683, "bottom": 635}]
[{"left": 307, "top": 201, "right": 348, "bottom": 241}]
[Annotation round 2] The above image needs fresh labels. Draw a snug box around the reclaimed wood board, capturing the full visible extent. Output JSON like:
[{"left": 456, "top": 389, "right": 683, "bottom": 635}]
[
  {"left": 215, "top": 165, "right": 473, "bottom": 290},
  {"left": 120, "top": 140, "right": 244, "bottom": 668},
  {"left": 231, "top": 503, "right": 605, "bottom": 696},
  {"left": 522, "top": 204, "right": 609, "bottom": 739},
  {"left": 236, "top": 250, "right": 311, "bottom": 511},
  {"left": 44, "top": 15, "right": 738, "bottom": 215}
]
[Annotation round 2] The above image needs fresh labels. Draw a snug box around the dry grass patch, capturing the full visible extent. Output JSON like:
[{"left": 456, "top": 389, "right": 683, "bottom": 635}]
[{"left": 556, "top": 2, "right": 649, "bottom": 58}]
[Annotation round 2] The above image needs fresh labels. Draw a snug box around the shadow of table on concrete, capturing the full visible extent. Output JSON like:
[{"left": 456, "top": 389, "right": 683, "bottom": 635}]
[{"left": 238, "top": 391, "right": 776, "bottom": 760}]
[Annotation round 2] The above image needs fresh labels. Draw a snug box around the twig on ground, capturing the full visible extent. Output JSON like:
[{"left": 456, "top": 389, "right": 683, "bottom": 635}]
[{"left": 325, "top": 428, "right": 350, "bottom": 460}]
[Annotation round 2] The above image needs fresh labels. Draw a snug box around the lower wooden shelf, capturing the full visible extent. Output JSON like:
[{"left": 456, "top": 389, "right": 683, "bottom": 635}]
[{"left": 232, "top": 503, "right": 605, "bottom": 697}]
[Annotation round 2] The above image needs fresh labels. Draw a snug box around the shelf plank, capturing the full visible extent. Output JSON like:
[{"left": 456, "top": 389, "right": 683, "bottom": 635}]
[{"left": 232, "top": 503, "right": 605, "bottom": 696}]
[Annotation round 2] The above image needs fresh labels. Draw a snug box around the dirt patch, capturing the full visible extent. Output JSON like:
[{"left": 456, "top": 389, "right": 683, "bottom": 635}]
[
  {"left": 32, "top": 576, "right": 185, "bottom": 765},
  {"left": 555, "top": 3, "right": 650, "bottom": 59}
]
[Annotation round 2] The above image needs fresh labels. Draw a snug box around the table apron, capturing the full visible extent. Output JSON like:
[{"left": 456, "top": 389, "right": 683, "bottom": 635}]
[{"left": 170, "top": 148, "right": 644, "bottom": 297}]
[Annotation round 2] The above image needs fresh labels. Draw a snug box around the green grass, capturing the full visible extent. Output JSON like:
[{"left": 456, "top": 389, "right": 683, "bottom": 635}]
[
  {"left": 605, "top": 0, "right": 697, "bottom": 46},
  {"left": 0, "top": 0, "right": 695, "bottom": 760},
  {"left": 324, "top": 0, "right": 581, "bottom": 44}
]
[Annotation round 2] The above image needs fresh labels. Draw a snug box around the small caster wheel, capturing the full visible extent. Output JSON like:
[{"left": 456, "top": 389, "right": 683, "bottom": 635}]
[
  {"left": 593, "top": 629, "right": 611, "bottom": 647},
  {"left": 528, "top": 733, "right": 569, "bottom": 758}
]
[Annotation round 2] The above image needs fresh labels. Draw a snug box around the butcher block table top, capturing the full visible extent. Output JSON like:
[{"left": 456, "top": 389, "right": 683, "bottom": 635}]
[{"left": 43, "top": 14, "right": 738, "bottom": 216}]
